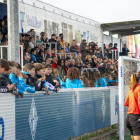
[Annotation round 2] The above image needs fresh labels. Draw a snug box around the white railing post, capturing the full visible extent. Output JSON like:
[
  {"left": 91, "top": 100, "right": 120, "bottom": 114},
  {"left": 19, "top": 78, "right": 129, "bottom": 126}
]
[
  {"left": 20, "top": 45, "right": 23, "bottom": 70},
  {"left": 1, "top": 47, "right": 3, "bottom": 59}
]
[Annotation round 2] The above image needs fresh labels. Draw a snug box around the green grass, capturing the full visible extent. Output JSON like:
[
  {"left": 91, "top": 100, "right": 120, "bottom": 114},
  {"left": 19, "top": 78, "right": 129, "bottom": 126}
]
[{"left": 111, "top": 135, "right": 131, "bottom": 140}]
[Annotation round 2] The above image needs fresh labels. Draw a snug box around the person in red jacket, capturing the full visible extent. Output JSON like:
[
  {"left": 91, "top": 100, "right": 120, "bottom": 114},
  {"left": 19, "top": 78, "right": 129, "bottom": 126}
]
[
  {"left": 52, "top": 56, "right": 57, "bottom": 69},
  {"left": 124, "top": 72, "right": 140, "bottom": 140}
]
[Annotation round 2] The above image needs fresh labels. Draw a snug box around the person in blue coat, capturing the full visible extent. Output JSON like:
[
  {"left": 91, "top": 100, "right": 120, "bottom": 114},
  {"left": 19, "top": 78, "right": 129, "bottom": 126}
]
[
  {"left": 107, "top": 73, "right": 118, "bottom": 86},
  {"left": 66, "top": 67, "right": 83, "bottom": 88},
  {"left": 102, "top": 73, "right": 109, "bottom": 87},
  {"left": 30, "top": 48, "right": 38, "bottom": 63}
]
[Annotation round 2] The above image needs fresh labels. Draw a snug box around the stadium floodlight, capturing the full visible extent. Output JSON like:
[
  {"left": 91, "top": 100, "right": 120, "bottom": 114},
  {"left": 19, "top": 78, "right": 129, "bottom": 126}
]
[{"left": 119, "top": 56, "right": 140, "bottom": 140}]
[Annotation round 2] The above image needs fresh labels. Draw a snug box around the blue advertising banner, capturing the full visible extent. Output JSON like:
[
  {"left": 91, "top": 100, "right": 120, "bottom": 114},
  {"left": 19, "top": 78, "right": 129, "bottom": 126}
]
[{"left": 15, "top": 89, "right": 110, "bottom": 140}]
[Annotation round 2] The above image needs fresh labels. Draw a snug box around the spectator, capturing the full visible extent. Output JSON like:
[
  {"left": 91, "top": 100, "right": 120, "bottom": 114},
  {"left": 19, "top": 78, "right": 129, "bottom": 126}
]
[
  {"left": 122, "top": 44, "right": 129, "bottom": 56},
  {"left": 80, "top": 39, "right": 87, "bottom": 60},
  {"left": 35, "top": 46, "right": 40, "bottom": 54},
  {"left": 66, "top": 67, "right": 83, "bottom": 88},
  {"left": 3, "top": 15, "right": 7, "bottom": 26},
  {"left": 49, "top": 34, "right": 56, "bottom": 49},
  {"left": 104, "top": 45, "right": 112, "bottom": 59},
  {"left": 109, "top": 43, "right": 113, "bottom": 49},
  {"left": 92, "top": 55, "right": 98, "bottom": 68},
  {"left": 24, "top": 34, "right": 30, "bottom": 44},
  {"left": 107, "top": 73, "right": 118, "bottom": 86},
  {"left": 36, "top": 49, "right": 44, "bottom": 63},
  {"left": 96, "top": 47, "right": 103, "bottom": 59},
  {"left": 56, "top": 36, "right": 63, "bottom": 50},
  {"left": 36, "top": 35, "right": 39, "bottom": 43},
  {"left": 70, "top": 40, "right": 79, "bottom": 53},
  {"left": 75, "top": 40, "right": 81, "bottom": 52},
  {"left": 51, "top": 48, "right": 55, "bottom": 57},
  {"left": 41, "top": 33, "right": 49, "bottom": 48},
  {"left": 0, "top": 32, "right": 3, "bottom": 43},
  {"left": 71, "top": 59, "right": 76, "bottom": 67},
  {"left": 30, "top": 48, "right": 38, "bottom": 63},
  {"left": 1, "top": 32, "right": 8, "bottom": 43},
  {"left": 43, "top": 47, "right": 49, "bottom": 61},
  {"left": 85, "top": 55, "right": 92, "bottom": 65},
  {"left": 53, "top": 69, "right": 66, "bottom": 89},
  {"left": 0, "top": 19, "right": 7, "bottom": 35},
  {"left": 59, "top": 33, "right": 65, "bottom": 53},
  {"left": 24, "top": 43, "right": 30, "bottom": 53},
  {"left": 57, "top": 59, "right": 66, "bottom": 79},
  {"left": 46, "top": 57, "right": 52, "bottom": 64},
  {"left": 66, "top": 57, "right": 72, "bottom": 68},
  {"left": 29, "top": 37, "right": 34, "bottom": 49},
  {"left": 52, "top": 56, "right": 57, "bottom": 69},
  {"left": 64, "top": 60, "right": 69, "bottom": 74},
  {"left": 40, "top": 45, "right": 45, "bottom": 51},
  {"left": 65, "top": 42, "right": 69, "bottom": 52},
  {"left": 80, "top": 75, "right": 90, "bottom": 87},
  {"left": 113, "top": 43, "right": 118, "bottom": 59},
  {"left": 23, "top": 52, "right": 32, "bottom": 65}
]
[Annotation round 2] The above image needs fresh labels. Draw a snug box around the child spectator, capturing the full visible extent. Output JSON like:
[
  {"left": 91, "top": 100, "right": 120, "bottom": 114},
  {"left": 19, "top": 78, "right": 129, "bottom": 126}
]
[
  {"left": 94, "top": 71, "right": 106, "bottom": 87},
  {"left": 29, "top": 37, "right": 34, "bottom": 49},
  {"left": 102, "top": 73, "right": 109, "bottom": 87},
  {"left": 22, "top": 63, "right": 44, "bottom": 91},
  {"left": 30, "top": 48, "right": 38, "bottom": 63},
  {"left": 53, "top": 69, "right": 66, "bottom": 89},
  {"left": 0, "top": 60, "right": 17, "bottom": 93},
  {"left": 23, "top": 52, "right": 32, "bottom": 65},
  {"left": 107, "top": 73, "right": 118, "bottom": 86},
  {"left": 66, "top": 67, "right": 83, "bottom": 88},
  {"left": 80, "top": 75, "right": 89, "bottom": 87},
  {"left": 43, "top": 47, "right": 50, "bottom": 61},
  {"left": 52, "top": 56, "right": 57, "bottom": 69},
  {"left": 57, "top": 59, "right": 66, "bottom": 79},
  {"left": 88, "top": 71, "right": 96, "bottom": 87},
  {"left": 35, "top": 46, "right": 40, "bottom": 54}
]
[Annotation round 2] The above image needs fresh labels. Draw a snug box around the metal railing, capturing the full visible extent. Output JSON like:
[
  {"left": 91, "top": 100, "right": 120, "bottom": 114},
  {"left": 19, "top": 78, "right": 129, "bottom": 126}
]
[
  {"left": 81, "top": 68, "right": 98, "bottom": 75},
  {"left": 128, "top": 53, "right": 136, "bottom": 57},
  {"left": 57, "top": 52, "right": 77, "bottom": 59},
  {"left": 0, "top": 45, "right": 24, "bottom": 69}
]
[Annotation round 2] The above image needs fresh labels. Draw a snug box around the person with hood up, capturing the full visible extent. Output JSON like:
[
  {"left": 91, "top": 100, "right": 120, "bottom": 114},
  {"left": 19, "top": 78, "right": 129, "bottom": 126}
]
[
  {"left": 66, "top": 67, "right": 83, "bottom": 88},
  {"left": 36, "top": 49, "right": 44, "bottom": 63}
]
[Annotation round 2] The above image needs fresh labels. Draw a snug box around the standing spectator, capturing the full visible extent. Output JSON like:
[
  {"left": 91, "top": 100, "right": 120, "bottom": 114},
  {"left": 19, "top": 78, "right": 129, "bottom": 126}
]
[
  {"left": 122, "top": 44, "right": 129, "bottom": 56},
  {"left": 49, "top": 34, "right": 57, "bottom": 49},
  {"left": 29, "top": 37, "right": 34, "bottom": 49},
  {"left": 46, "top": 57, "right": 52, "bottom": 64},
  {"left": 0, "top": 32, "right": 3, "bottom": 44},
  {"left": 57, "top": 59, "right": 66, "bottom": 79},
  {"left": 59, "top": 33, "right": 65, "bottom": 53},
  {"left": 80, "top": 39, "right": 87, "bottom": 60},
  {"left": 65, "top": 42, "right": 69, "bottom": 52},
  {"left": 0, "top": 19, "right": 7, "bottom": 35},
  {"left": 75, "top": 40, "right": 81, "bottom": 52},
  {"left": 23, "top": 52, "right": 32, "bottom": 65},
  {"left": 113, "top": 43, "right": 118, "bottom": 59},
  {"left": 109, "top": 43, "right": 113, "bottom": 49},
  {"left": 70, "top": 40, "right": 79, "bottom": 53},
  {"left": 52, "top": 56, "right": 57, "bottom": 69},
  {"left": 105, "top": 45, "right": 112, "bottom": 59},
  {"left": 64, "top": 60, "right": 69, "bottom": 74},
  {"left": 96, "top": 47, "right": 103, "bottom": 59},
  {"left": 56, "top": 36, "right": 63, "bottom": 49}
]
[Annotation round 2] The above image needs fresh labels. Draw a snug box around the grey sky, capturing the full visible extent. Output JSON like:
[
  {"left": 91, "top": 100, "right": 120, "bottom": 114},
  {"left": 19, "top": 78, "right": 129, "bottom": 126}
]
[{"left": 40, "top": 0, "right": 140, "bottom": 23}]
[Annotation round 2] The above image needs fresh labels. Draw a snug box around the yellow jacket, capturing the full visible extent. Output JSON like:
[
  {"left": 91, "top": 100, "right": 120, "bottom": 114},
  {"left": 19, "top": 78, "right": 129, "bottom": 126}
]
[{"left": 60, "top": 40, "right": 65, "bottom": 53}]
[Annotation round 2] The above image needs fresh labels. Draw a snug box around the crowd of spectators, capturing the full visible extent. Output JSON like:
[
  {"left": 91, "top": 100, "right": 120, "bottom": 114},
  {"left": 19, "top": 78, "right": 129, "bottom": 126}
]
[{"left": 0, "top": 15, "right": 120, "bottom": 97}]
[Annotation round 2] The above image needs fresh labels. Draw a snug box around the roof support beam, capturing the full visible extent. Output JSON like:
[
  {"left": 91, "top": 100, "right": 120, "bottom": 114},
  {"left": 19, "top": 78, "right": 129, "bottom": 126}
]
[
  {"left": 120, "top": 31, "right": 140, "bottom": 37},
  {"left": 103, "top": 23, "right": 140, "bottom": 31}
]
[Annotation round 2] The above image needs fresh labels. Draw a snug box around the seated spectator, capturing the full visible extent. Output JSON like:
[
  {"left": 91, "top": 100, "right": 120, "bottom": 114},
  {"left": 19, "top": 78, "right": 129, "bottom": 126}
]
[
  {"left": 77, "top": 53, "right": 83, "bottom": 65},
  {"left": 36, "top": 35, "right": 39, "bottom": 43},
  {"left": 40, "top": 44, "right": 45, "bottom": 51},
  {"left": 70, "top": 40, "right": 79, "bottom": 53},
  {"left": 24, "top": 43, "right": 30, "bottom": 53},
  {"left": 0, "top": 19, "right": 7, "bottom": 35},
  {"left": 53, "top": 69, "right": 66, "bottom": 89},
  {"left": 49, "top": 34, "right": 56, "bottom": 49},
  {"left": 23, "top": 52, "right": 32, "bottom": 65},
  {"left": 3, "top": 15, "right": 7, "bottom": 26},
  {"left": 80, "top": 39, "right": 87, "bottom": 60},
  {"left": 66, "top": 67, "right": 83, "bottom": 88},
  {"left": 18, "top": 72, "right": 36, "bottom": 93},
  {"left": 35, "top": 46, "right": 40, "bottom": 54},
  {"left": 43, "top": 47, "right": 49, "bottom": 61},
  {"left": 51, "top": 48, "right": 55, "bottom": 57},
  {"left": 65, "top": 42, "right": 69, "bottom": 52},
  {"left": 92, "top": 55, "right": 98, "bottom": 68},
  {"left": 0, "top": 59, "right": 17, "bottom": 93},
  {"left": 52, "top": 56, "right": 57, "bottom": 69},
  {"left": 30, "top": 48, "right": 38, "bottom": 63},
  {"left": 46, "top": 57, "right": 52, "bottom": 64},
  {"left": 64, "top": 60, "right": 69, "bottom": 74},
  {"left": 97, "top": 57, "right": 101, "bottom": 64},
  {"left": 66, "top": 57, "right": 72, "bottom": 68},
  {"left": 98, "top": 63, "right": 105, "bottom": 74},
  {"left": 41, "top": 33, "right": 49, "bottom": 48},
  {"left": 85, "top": 55, "right": 92, "bottom": 65},
  {"left": 84, "top": 62, "right": 91, "bottom": 69},
  {"left": 44, "top": 64, "right": 60, "bottom": 92},
  {"left": 24, "top": 34, "right": 30, "bottom": 44},
  {"left": 0, "top": 32, "right": 3, "bottom": 44},
  {"left": 46, "top": 47, "right": 50, "bottom": 58},
  {"left": 107, "top": 73, "right": 118, "bottom": 86},
  {"left": 1, "top": 32, "right": 8, "bottom": 43},
  {"left": 70, "top": 59, "right": 76, "bottom": 67},
  {"left": 22, "top": 63, "right": 44, "bottom": 91},
  {"left": 57, "top": 59, "right": 66, "bottom": 79},
  {"left": 29, "top": 37, "right": 34, "bottom": 49},
  {"left": 36, "top": 49, "right": 44, "bottom": 63},
  {"left": 75, "top": 40, "right": 80, "bottom": 52}
]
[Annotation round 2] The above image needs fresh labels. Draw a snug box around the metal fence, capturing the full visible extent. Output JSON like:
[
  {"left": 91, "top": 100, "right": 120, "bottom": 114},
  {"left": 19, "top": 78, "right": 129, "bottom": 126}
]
[{"left": 0, "top": 87, "right": 118, "bottom": 140}]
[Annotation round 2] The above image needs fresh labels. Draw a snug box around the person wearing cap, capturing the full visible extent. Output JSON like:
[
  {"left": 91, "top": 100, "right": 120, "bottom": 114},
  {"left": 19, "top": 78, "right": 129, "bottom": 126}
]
[
  {"left": 49, "top": 34, "right": 57, "bottom": 49},
  {"left": 59, "top": 33, "right": 65, "bottom": 53}
]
